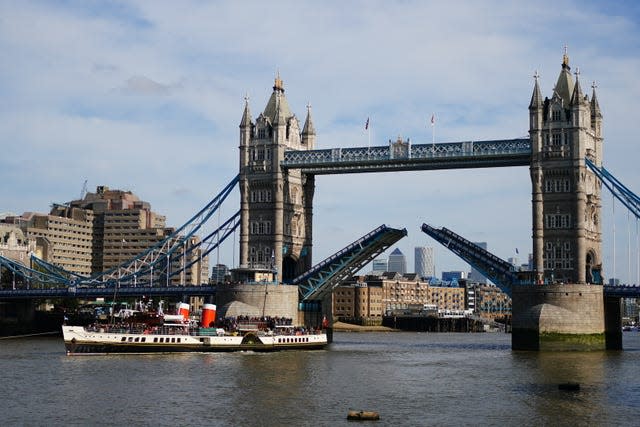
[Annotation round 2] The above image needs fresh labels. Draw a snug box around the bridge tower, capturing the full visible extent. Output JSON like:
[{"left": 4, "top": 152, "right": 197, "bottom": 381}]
[
  {"left": 529, "top": 51, "right": 603, "bottom": 285},
  {"left": 515, "top": 52, "right": 616, "bottom": 350},
  {"left": 238, "top": 76, "right": 316, "bottom": 283}
]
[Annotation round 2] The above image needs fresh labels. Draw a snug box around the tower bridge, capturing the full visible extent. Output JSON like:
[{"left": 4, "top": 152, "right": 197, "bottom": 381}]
[{"left": 2, "top": 53, "right": 639, "bottom": 350}]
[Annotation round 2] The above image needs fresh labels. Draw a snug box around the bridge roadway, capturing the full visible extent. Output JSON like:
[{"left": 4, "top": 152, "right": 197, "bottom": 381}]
[
  {"left": 2, "top": 283, "right": 638, "bottom": 300},
  {"left": 282, "top": 138, "right": 531, "bottom": 174},
  {"left": 0, "top": 285, "right": 217, "bottom": 300}
]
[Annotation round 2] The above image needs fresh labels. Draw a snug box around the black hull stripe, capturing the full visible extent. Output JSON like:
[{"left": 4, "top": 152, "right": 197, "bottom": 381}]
[{"left": 65, "top": 342, "right": 327, "bottom": 354}]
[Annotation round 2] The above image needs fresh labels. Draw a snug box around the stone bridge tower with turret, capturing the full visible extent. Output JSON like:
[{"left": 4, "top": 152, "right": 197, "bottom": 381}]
[
  {"left": 513, "top": 52, "right": 617, "bottom": 351},
  {"left": 529, "top": 51, "right": 603, "bottom": 285},
  {"left": 238, "top": 76, "right": 316, "bottom": 283}
]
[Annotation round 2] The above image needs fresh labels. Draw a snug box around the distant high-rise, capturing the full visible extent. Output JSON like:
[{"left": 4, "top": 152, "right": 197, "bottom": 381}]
[
  {"left": 372, "top": 258, "right": 387, "bottom": 274},
  {"left": 468, "top": 242, "right": 488, "bottom": 284},
  {"left": 388, "top": 248, "right": 406, "bottom": 274},
  {"left": 414, "top": 247, "right": 435, "bottom": 278},
  {"left": 17, "top": 186, "right": 209, "bottom": 285},
  {"left": 442, "top": 271, "right": 466, "bottom": 282}
]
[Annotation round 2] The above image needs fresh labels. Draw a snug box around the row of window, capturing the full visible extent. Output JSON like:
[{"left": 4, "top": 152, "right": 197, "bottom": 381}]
[
  {"left": 250, "top": 221, "right": 272, "bottom": 235},
  {"left": 545, "top": 214, "right": 572, "bottom": 229},
  {"left": 545, "top": 179, "right": 571, "bottom": 193},
  {"left": 544, "top": 132, "right": 572, "bottom": 146},
  {"left": 249, "top": 246, "right": 272, "bottom": 264},
  {"left": 250, "top": 190, "right": 272, "bottom": 203},
  {"left": 277, "top": 337, "right": 311, "bottom": 344},
  {"left": 251, "top": 147, "right": 272, "bottom": 161},
  {"left": 119, "top": 336, "right": 183, "bottom": 343},
  {"left": 544, "top": 260, "right": 573, "bottom": 269}
]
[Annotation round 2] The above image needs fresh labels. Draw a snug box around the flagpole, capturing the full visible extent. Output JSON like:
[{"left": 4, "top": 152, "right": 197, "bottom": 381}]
[
  {"left": 365, "top": 117, "right": 370, "bottom": 157},
  {"left": 431, "top": 113, "right": 435, "bottom": 154}
]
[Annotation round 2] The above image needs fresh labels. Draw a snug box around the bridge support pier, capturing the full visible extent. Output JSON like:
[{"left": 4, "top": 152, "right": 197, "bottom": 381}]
[
  {"left": 604, "top": 295, "right": 622, "bottom": 350},
  {"left": 512, "top": 284, "right": 609, "bottom": 351},
  {"left": 0, "top": 299, "right": 37, "bottom": 336}
]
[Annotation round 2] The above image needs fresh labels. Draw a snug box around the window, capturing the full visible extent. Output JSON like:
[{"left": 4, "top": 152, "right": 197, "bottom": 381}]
[{"left": 552, "top": 110, "right": 561, "bottom": 121}]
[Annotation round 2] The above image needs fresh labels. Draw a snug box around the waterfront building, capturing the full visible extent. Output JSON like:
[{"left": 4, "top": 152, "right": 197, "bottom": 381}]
[
  {"left": 414, "top": 246, "right": 435, "bottom": 279},
  {"left": 473, "top": 283, "right": 512, "bottom": 320},
  {"left": 387, "top": 248, "right": 406, "bottom": 274},
  {"left": 22, "top": 208, "right": 95, "bottom": 275},
  {"left": 10, "top": 186, "right": 208, "bottom": 285},
  {"left": 441, "top": 271, "right": 466, "bottom": 283},
  {"left": 211, "top": 264, "right": 230, "bottom": 284},
  {"left": 332, "top": 279, "right": 384, "bottom": 320},
  {"left": 332, "top": 274, "right": 466, "bottom": 320}
]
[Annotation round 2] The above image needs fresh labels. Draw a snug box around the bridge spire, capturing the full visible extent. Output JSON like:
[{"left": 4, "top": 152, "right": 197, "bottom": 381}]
[
  {"left": 591, "top": 81, "right": 602, "bottom": 119},
  {"left": 571, "top": 67, "right": 585, "bottom": 105},
  {"left": 302, "top": 103, "right": 316, "bottom": 137},
  {"left": 240, "top": 93, "right": 252, "bottom": 128},
  {"left": 554, "top": 48, "right": 574, "bottom": 107},
  {"left": 529, "top": 70, "right": 543, "bottom": 109}
]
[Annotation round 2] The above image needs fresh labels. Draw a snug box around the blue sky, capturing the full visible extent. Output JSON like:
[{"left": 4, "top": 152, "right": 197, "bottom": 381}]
[{"left": 2, "top": 1, "right": 640, "bottom": 282}]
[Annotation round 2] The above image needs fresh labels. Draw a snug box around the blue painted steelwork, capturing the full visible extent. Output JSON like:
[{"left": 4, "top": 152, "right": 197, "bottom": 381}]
[
  {"left": 421, "top": 223, "right": 640, "bottom": 298},
  {"left": 0, "top": 177, "right": 239, "bottom": 299},
  {"left": 421, "top": 223, "right": 520, "bottom": 296},
  {"left": 603, "top": 284, "right": 640, "bottom": 298},
  {"left": 294, "top": 224, "right": 407, "bottom": 302},
  {"left": 282, "top": 138, "right": 531, "bottom": 174},
  {"left": 0, "top": 285, "right": 217, "bottom": 300},
  {"left": 0, "top": 254, "right": 69, "bottom": 287},
  {"left": 85, "top": 174, "right": 239, "bottom": 285},
  {"left": 586, "top": 158, "right": 640, "bottom": 219}
]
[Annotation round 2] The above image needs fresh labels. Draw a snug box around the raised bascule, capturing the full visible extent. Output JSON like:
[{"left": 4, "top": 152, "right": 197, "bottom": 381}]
[{"left": 2, "top": 53, "right": 639, "bottom": 350}]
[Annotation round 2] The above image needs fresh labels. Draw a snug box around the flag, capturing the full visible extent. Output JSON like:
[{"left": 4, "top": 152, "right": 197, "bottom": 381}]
[
  {"left": 516, "top": 248, "right": 519, "bottom": 254},
  {"left": 430, "top": 113, "right": 435, "bottom": 126},
  {"left": 365, "top": 117, "right": 369, "bottom": 130}
]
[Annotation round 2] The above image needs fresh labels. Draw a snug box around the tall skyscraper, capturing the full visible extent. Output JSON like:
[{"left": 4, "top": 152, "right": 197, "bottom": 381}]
[
  {"left": 16, "top": 186, "right": 209, "bottom": 285},
  {"left": 414, "top": 247, "right": 435, "bottom": 278},
  {"left": 388, "top": 248, "right": 406, "bottom": 274},
  {"left": 372, "top": 258, "right": 387, "bottom": 274},
  {"left": 468, "top": 241, "right": 488, "bottom": 284}
]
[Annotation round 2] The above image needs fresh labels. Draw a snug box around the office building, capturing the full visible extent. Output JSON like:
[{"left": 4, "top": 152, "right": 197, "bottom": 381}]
[
  {"left": 468, "top": 241, "right": 488, "bottom": 284},
  {"left": 371, "top": 258, "right": 387, "bottom": 274},
  {"left": 414, "top": 246, "right": 435, "bottom": 278},
  {"left": 388, "top": 248, "right": 406, "bottom": 274},
  {"left": 12, "top": 186, "right": 208, "bottom": 285}
]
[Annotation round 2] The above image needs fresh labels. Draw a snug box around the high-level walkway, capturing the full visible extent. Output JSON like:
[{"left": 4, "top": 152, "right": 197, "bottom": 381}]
[{"left": 282, "top": 138, "right": 531, "bottom": 174}]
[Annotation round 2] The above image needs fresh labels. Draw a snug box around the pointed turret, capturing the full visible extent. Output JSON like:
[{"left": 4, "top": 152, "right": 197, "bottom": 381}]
[
  {"left": 570, "top": 68, "right": 585, "bottom": 105},
  {"left": 302, "top": 104, "right": 316, "bottom": 136},
  {"left": 273, "top": 93, "right": 287, "bottom": 126},
  {"left": 301, "top": 103, "right": 316, "bottom": 149},
  {"left": 529, "top": 71, "right": 543, "bottom": 109},
  {"left": 590, "top": 81, "right": 603, "bottom": 137},
  {"left": 554, "top": 49, "right": 574, "bottom": 107},
  {"left": 263, "top": 74, "right": 292, "bottom": 123},
  {"left": 240, "top": 96, "right": 252, "bottom": 128},
  {"left": 591, "top": 82, "right": 602, "bottom": 119}
]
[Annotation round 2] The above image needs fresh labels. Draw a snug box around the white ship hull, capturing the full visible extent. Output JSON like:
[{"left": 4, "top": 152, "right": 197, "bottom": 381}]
[{"left": 62, "top": 325, "right": 328, "bottom": 354}]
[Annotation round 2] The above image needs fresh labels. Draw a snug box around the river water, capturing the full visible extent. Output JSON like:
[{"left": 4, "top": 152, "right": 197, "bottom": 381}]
[{"left": 1, "top": 331, "right": 639, "bottom": 426}]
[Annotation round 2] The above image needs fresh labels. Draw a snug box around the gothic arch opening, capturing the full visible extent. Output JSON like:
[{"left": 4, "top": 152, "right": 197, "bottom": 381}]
[
  {"left": 282, "top": 255, "right": 298, "bottom": 283},
  {"left": 585, "top": 250, "right": 602, "bottom": 284}
]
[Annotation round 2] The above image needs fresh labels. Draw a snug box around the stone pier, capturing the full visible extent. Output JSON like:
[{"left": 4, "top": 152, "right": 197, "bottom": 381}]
[{"left": 512, "top": 284, "right": 621, "bottom": 351}]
